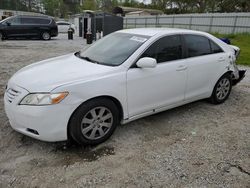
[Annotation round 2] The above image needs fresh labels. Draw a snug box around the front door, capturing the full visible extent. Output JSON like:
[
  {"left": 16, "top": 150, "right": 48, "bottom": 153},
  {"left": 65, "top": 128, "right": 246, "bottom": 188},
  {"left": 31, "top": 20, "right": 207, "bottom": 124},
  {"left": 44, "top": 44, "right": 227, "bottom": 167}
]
[
  {"left": 127, "top": 35, "right": 187, "bottom": 117},
  {"left": 3, "top": 16, "right": 22, "bottom": 37}
]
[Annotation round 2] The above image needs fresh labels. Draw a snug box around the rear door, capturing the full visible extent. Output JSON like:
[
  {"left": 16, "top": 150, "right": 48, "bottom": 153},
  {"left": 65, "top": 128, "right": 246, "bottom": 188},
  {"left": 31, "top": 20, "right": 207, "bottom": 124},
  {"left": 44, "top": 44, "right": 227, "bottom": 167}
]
[
  {"left": 20, "top": 17, "right": 40, "bottom": 37},
  {"left": 183, "top": 34, "right": 228, "bottom": 100}
]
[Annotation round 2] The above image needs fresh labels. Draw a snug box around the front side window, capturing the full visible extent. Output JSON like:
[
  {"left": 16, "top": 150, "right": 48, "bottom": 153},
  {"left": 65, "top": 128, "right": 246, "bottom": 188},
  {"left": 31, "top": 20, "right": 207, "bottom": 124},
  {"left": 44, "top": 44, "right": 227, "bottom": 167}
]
[
  {"left": 79, "top": 32, "right": 149, "bottom": 66},
  {"left": 2, "top": 17, "right": 20, "bottom": 25},
  {"left": 141, "top": 35, "right": 183, "bottom": 63},
  {"left": 184, "top": 35, "right": 211, "bottom": 57}
]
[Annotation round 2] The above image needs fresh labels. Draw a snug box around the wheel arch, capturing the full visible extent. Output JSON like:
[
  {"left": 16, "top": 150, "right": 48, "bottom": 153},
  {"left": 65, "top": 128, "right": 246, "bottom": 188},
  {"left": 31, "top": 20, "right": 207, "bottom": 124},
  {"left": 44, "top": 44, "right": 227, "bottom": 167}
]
[
  {"left": 66, "top": 95, "right": 124, "bottom": 140},
  {"left": 210, "top": 70, "right": 233, "bottom": 97}
]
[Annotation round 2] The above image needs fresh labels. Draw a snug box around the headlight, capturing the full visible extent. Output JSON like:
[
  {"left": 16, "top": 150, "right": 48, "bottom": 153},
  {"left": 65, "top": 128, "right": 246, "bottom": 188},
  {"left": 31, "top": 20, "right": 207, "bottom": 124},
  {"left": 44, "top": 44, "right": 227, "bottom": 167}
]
[{"left": 20, "top": 92, "right": 68, "bottom": 105}]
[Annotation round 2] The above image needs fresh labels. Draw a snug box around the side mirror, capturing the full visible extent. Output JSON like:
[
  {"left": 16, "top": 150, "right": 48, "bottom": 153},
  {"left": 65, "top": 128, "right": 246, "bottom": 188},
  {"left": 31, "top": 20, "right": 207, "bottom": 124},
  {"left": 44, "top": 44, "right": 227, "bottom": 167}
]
[
  {"left": 6, "top": 22, "right": 11, "bottom": 26},
  {"left": 136, "top": 57, "right": 157, "bottom": 68}
]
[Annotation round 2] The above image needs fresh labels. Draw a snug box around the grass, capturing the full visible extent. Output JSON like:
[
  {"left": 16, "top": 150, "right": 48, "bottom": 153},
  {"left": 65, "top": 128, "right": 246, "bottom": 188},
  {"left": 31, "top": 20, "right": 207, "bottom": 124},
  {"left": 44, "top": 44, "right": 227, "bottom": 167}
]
[{"left": 212, "top": 33, "right": 250, "bottom": 66}]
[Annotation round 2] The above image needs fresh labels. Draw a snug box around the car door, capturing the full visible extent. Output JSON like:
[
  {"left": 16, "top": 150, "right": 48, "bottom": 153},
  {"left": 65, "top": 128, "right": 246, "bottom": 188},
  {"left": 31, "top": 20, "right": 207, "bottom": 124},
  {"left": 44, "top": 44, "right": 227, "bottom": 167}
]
[
  {"left": 183, "top": 34, "right": 228, "bottom": 100},
  {"left": 3, "top": 16, "right": 22, "bottom": 37},
  {"left": 20, "top": 17, "right": 39, "bottom": 37},
  {"left": 127, "top": 35, "right": 187, "bottom": 117}
]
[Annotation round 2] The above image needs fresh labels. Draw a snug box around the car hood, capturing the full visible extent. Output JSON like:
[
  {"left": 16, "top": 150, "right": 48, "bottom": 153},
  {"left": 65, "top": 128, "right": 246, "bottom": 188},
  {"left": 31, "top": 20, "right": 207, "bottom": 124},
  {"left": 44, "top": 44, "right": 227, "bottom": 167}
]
[{"left": 8, "top": 53, "right": 116, "bottom": 92}]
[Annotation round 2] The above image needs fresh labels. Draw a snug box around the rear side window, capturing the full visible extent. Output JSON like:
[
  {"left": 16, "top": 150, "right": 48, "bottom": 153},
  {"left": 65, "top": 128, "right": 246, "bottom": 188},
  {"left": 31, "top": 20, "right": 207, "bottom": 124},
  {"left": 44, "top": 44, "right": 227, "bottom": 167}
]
[
  {"left": 21, "top": 18, "right": 37, "bottom": 24},
  {"left": 184, "top": 35, "right": 211, "bottom": 57},
  {"left": 210, "top": 40, "right": 223, "bottom": 53},
  {"left": 36, "top": 18, "right": 50, "bottom": 24},
  {"left": 141, "top": 35, "right": 183, "bottom": 63}
]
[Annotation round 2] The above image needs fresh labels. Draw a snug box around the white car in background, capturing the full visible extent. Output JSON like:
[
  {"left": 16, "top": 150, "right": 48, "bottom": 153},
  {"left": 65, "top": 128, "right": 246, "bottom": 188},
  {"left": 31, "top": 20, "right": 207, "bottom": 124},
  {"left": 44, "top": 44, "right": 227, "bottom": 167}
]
[
  {"left": 56, "top": 21, "right": 76, "bottom": 33},
  {"left": 4, "top": 28, "right": 245, "bottom": 145}
]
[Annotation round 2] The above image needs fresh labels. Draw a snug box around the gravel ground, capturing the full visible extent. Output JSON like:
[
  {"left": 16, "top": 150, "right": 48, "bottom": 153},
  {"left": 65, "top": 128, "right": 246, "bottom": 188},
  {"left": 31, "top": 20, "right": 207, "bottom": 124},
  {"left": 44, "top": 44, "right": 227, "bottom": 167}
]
[{"left": 0, "top": 34, "right": 249, "bottom": 188}]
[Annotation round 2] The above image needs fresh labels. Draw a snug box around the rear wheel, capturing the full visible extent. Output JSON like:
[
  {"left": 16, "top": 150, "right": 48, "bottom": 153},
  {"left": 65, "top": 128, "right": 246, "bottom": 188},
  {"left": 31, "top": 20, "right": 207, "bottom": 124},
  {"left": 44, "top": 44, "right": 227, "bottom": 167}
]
[
  {"left": 69, "top": 98, "right": 119, "bottom": 145},
  {"left": 0, "top": 32, "right": 3, "bottom": 40},
  {"left": 41, "top": 31, "right": 51, "bottom": 40},
  {"left": 210, "top": 73, "right": 232, "bottom": 104}
]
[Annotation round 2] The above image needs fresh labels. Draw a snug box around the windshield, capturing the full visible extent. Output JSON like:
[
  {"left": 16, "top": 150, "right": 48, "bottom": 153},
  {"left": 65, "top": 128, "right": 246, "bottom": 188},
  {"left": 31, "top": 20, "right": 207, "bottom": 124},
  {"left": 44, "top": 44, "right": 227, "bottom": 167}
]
[{"left": 79, "top": 32, "right": 149, "bottom": 66}]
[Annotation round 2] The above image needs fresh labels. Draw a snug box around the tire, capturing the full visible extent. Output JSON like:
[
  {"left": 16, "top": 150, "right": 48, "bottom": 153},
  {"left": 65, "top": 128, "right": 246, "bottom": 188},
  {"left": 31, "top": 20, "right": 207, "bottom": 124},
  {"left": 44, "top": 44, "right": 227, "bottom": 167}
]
[
  {"left": 210, "top": 73, "right": 232, "bottom": 104},
  {"left": 69, "top": 98, "right": 119, "bottom": 145},
  {"left": 41, "top": 31, "right": 51, "bottom": 40},
  {"left": 0, "top": 32, "right": 3, "bottom": 40}
]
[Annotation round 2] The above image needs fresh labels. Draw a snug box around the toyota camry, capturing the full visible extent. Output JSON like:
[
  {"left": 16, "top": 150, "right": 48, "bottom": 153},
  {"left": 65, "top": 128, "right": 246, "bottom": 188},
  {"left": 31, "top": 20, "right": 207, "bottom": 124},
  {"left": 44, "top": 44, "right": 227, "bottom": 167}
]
[{"left": 4, "top": 28, "right": 246, "bottom": 145}]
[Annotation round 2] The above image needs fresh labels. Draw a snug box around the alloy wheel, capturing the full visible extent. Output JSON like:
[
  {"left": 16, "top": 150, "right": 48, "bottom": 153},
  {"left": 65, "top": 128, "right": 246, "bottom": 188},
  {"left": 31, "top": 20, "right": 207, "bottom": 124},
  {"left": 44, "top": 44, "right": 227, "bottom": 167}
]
[
  {"left": 42, "top": 32, "right": 50, "bottom": 40},
  {"left": 81, "top": 107, "right": 113, "bottom": 140},
  {"left": 216, "top": 78, "right": 230, "bottom": 100}
]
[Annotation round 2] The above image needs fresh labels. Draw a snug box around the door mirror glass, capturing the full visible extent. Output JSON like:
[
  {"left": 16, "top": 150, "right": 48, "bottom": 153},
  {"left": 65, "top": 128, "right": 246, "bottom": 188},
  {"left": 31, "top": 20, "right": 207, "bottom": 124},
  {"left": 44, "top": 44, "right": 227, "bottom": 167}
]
[{"left": 136, "top": 57, "right": 157, "bottom": 68}]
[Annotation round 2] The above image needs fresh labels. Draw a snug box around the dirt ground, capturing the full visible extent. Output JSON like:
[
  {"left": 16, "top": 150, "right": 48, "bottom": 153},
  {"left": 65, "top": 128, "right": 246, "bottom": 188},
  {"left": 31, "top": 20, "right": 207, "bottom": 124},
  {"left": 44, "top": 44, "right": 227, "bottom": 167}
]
[{"left": 0, "top": 34, "right": 249, "bottom": 188}]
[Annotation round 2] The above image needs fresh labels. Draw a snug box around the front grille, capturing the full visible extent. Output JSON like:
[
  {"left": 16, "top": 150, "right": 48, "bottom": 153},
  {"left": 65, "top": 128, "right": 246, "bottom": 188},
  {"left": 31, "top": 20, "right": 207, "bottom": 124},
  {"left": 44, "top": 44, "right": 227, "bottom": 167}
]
[{"left": 6, "top": 88, "right": 21, "bottom": 103}]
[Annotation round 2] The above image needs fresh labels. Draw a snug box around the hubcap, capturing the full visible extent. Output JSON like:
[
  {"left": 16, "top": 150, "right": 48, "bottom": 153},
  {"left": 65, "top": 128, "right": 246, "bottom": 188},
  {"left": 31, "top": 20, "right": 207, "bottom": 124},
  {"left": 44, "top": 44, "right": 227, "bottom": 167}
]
[
  {"left": 81, "top": 107, "right": 113, "bottom": 140},
  {"left": 216, "top": 78, "right": 230, "bottom": 100},
  {"left": 43, "top": 32, "right": 50, "bottom": 40}
]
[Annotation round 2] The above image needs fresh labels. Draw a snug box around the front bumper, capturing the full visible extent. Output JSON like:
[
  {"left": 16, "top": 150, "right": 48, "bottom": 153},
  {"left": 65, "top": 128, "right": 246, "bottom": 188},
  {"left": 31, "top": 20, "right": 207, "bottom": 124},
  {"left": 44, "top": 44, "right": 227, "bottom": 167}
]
[{"left": 4, "top": 84, "right": 75, "bottom": 142}]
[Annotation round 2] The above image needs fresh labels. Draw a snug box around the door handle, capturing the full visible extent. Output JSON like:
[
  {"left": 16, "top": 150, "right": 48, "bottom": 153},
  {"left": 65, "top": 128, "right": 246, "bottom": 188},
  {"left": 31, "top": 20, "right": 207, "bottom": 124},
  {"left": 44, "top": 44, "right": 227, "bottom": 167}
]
[
  {"left": 176, "top": 65, "right": 187, "bottom": 71},
  {"left": 218, "top": 57, "right": 225, "bottom": 62}
]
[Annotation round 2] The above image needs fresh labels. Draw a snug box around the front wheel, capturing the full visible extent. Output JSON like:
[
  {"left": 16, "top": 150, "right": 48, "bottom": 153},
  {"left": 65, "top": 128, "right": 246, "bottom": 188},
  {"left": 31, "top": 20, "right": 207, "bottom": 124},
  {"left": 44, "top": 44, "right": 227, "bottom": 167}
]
[
  {"left": 41, "top": 31, "right": 51, "bottom": 40},
  {"left": 210, "top": 73, "right": 232, "bottom": 104},
  {"left": 69, "top": 98, "right": 119, "bottom": 145}
]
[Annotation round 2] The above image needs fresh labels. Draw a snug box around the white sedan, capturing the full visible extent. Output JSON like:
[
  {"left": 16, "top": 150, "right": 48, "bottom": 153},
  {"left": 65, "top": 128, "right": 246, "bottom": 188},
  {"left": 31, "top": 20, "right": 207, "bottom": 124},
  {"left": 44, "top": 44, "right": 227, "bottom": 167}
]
[
  {"left": 56, "top": 21, "right": 76, "bottom": 33},
  {"left": 4, "top": 28, "right": 245, "bottom": 145}
]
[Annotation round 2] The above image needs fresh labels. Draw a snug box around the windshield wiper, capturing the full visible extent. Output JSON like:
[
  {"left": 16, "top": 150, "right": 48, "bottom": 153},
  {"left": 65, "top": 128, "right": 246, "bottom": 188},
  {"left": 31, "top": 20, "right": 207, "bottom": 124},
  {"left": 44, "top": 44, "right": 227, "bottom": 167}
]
[
  {"left": 80, "top": 56, "right": 100, "bottom": 64},
  {"left": 75, "top": 52, "right": 99, "bottom": 64}
]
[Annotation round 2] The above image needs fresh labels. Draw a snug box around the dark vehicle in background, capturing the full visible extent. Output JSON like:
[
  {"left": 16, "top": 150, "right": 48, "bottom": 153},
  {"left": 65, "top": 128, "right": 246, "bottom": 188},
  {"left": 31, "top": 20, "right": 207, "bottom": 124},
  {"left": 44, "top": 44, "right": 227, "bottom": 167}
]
[{"left": 0, "top": 15, "right": 58, "bottom": 40}]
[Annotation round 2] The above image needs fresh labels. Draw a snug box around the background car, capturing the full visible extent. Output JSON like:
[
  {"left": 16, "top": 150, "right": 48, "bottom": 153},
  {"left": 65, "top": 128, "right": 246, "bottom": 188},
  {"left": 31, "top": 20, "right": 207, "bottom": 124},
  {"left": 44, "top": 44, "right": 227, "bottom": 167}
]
[
  {"left": 0, "top": 15, "right": 58, "bottom": 40},
  {"left": 56, "top": 21, "right": 76, "bottom": 33}
]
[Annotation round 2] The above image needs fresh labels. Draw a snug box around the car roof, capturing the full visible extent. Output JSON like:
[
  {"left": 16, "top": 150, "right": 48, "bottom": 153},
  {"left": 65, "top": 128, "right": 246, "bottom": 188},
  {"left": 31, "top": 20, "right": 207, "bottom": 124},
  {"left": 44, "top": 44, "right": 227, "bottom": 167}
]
[
  {"left": 17, "top": 15, "right": 51, "bottom": 19},
  {"left": 118, "top": 28, "right": 206, "bottom": 37}
]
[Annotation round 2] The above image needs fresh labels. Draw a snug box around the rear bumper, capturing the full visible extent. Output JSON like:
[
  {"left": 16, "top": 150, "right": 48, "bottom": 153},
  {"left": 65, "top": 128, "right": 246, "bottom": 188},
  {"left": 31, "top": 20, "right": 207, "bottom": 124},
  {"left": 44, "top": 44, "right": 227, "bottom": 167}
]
[{"left": 232, "top": 70, "right": 246, "bottom": 86}]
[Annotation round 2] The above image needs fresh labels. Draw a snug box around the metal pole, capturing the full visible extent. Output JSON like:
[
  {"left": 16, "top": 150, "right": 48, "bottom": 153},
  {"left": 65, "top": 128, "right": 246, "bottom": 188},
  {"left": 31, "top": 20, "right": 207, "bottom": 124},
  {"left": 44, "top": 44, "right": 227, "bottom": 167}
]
[
  {"left": 209, "top": 15, "right": 214, "bottom": 33},
  {"left": 189, "top": 16, "right": 192, "bottom": 29},
  {"left": 172, "top": 16, "right": 175, "bottom": 28},
  {"left": 232, "top": 16, "right": 238, "bottom": 34}
]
